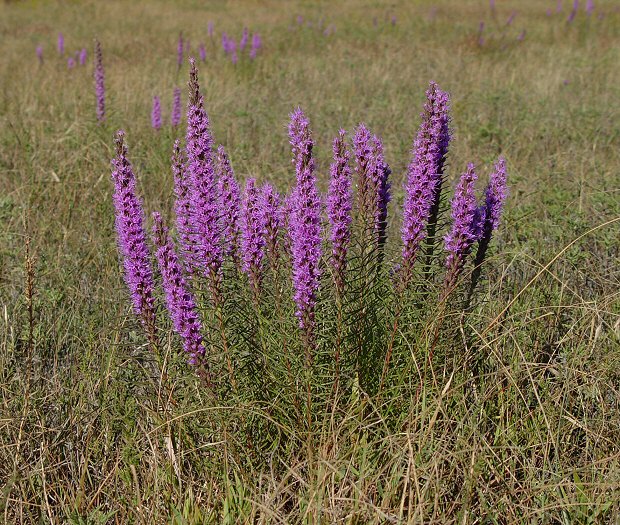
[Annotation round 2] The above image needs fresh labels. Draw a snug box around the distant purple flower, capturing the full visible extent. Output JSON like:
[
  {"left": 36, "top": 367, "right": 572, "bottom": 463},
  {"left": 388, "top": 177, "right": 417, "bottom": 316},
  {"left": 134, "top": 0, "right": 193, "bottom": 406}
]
[
  {"left": 557, "top": 0, "right": 563, "bottom": 12},
  {"left": 563, "top": 79, "right": 570, "bottom": 85},
  {"left": 208, "top": 21, "right": 214, "bottom": 38},
  {"left": 478, "top": 21, "right": 485, "bottom": 45},
  {"left": 151, "top": 96, "right": 162, "bottom": 130},
  {"left": 568, "top": 8, "right": 577, "bottom": 22},
  {"left": 444, "top": 164, "right": 480, "bottom": 289},
  {"left": 297, "top": 15, "right": 304, "bottom": 25},
  {"left": 288, "top": 108, "right": 322, "bottom": 335},
  {"left": 58, "top": 33, "right": 64, "bottom": 55},
  {"left": 177, "top": 32, "right": 184, "bottom": 68},
  {"left": 517, "top": 30, "right": 526, "bottom": 41},
  {"left": 241, "top": 178, "right": 267, "bottom": 293},
  {"left": 152, "top": 211, "right": 208, "bottom": 368},
  {"left": 67, "top": 57, "right": 75, "bottom": 69},
  {"left": 546, "top": 8, "right": 553, "bottom": 16},
  {"left": 111, "top": 131, "right": 156, "bottom": 334},
  {"left": 489, "top": 0, "right": 495, "bottom": 10},
  {"left": 199, "top": 43, "right": 207, "bottom": 62},
  {"left": 171, "top": 87, "right": 182, "bottom": 127},
  {"left": 506, "top": 12, "right": 517, "bottom": 25},
  {"left": 185, "top": 59, "right": 222, "bottom": 283},
  {"left": 327, "top": 130, "right": 352, "bottom": 294},
  {"left": 79, "top": 48, "right": 87, "bottom": 66},
  {"left": 573, "top": 0, "right": 579, "bottom": 9},
  {"left": 261, "top": 183, "right": 282, "bottom": 264},
  {"left": 391, "top": 15, "right": 397, "bottom": 26},
  {"left": 239, "top": 27, "right": 249, "bottom": 51},
  {"left": 36, "top": 45, "right": 43, "bottom": 64},
  {"left": 249, "top": 33, "right": 262, "bottom": 59},
  {"left": 586, "top": 0, "right": 594, "bottom": 15},
  {"left": 231, "top": 50, "right": 238, "bottom": 65},
  {"left": 373, "top": 16, "right": 378, "bottom": 27},
  {"left": 216, "top": 145, "right": 242, "bottom": 263},
  {"left": 222, "top": 32, "right": 230, "bottom": 53},
  {"left": 94, "top": 40, "right": 105, "bottom": 122},
  {"left": 401, "top": 82, "right": 451, "bottom": 281}
]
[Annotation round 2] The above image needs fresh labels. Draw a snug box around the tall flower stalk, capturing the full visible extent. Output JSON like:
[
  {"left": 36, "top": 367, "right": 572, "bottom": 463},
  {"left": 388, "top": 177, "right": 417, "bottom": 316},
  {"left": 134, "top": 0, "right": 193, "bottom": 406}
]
[
  {"left": 327, "top": 130, "right": 352, "bottom": 384},
  {"left": 184, "top": 59, "right": 222, "bottom": 296},
  {"left": 240, "top": 178, "right": 267, "bottom": 297},
  {"left": 172, "top": 140, "right": 196, "bottom": 270},
  {"left": 94, "top": 39, "right": 105, "bottom": 123},
  {"left": 216, "top": 146, "right": 242, "bottom": 268},
  {"left": 288, "top": 108, "right": 322, "bottom": 346},
  {"left": 171, "top": 87, "right": 182, "bottom": 127},
  {"left": 468, "top": 157, "right": 508, "bottom": 300},
  {"left": 152, "top": 212, "right": 210, "bottom": 379},
  {"left": 111, "top": 131, "right": 157, "bottom": 344},
  {"left": 400, "top": 81, "right": 451, "bottom": 285},
  {"left": 443, "top": 164, "right": 480, "bottom": 296},
  {"left": 151, "top": 96, "right": 162, "bottom": 130},
  {"left": 58, "top": 33, "right": 64, "bottom": 55},
  {"left": 289, "top": 108, "right": 322, "bottom": 432},
  {"left": 327, "top": 130, "right": 352, "bottom": 296},
  {"left": 177, "top": 32, "right": 184, "bottom": 70},
  {"left": 261, "top": 184, "right": 282, "bottom": 266}
]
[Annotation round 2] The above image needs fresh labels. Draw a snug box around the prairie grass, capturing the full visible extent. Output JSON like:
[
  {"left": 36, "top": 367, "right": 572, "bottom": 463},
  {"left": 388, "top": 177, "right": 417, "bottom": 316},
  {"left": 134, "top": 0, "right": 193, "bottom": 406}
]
[{"left": 1, "top": 0, "right": 619, "bottom": 523}]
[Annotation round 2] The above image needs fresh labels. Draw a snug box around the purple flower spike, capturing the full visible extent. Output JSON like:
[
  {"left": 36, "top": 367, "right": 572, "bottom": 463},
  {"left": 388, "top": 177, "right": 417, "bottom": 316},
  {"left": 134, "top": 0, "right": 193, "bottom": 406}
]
[
  {"left": 250, "top": 33, "right": 262, "bottom": 60},
  {"left": 517, "top": 30, "right": 526, "bottom": 41},
  {"left": 171, "top": 87, "right": 182, "bottom": 127},
  {"left": 79, "top": 48, "right": 87, "bottom": 66},
  {"left": 94, "top": 40, "right": 105, "bottom": 122},
  {"left": 557, "top": 0, "right": 563, "bottom": 12},
  {"left": 288, "top": 108, "right": 322, "bottom": 335},
  {"left": 506, "top": 12, "right": 517, "bottom": 26},
  {"left": 352, "top": 125, "right": 391, "bottom": 246},
  {"left": 239, "top": 27, "right": 249, "bottom": 51},
  {"left": 152, "top": 212, "right": 208, "bottom": 369},
  {"left": 36, "top": 45, "right": 43, "bottom": 64},
  {"left": 111, "top": 131, "right": 157, "bottom": 335},
  {"left": 172, "top": 140, "right": 196, "bottom": 270},
  {"left": 400, "top": 81, "right": 451, "bottom": 282},
  {"left": 481, "top": 157, "right": 508, "bottom": 236},
  {"left": 261, "top": 183, "right": 282, "bottom": 264},
  {"left": 58, "top": 33, "right": 64, "bottom": 55},
  {"left": 371, "top": 134, "right": 391, "bottom": 249},
  {"left": 327, "top": 129, "right": 353, "bottom": 295},
  {"left": 353, "top": 123, "right": 374, "bottom": 223},
  {"left": 444, "top": 164, "right": 480, "bottom": 289},
  {"left": 216, "top": 145, "right": 242, "bottom": 264},
  {"left": 586, "top": 0, "right": 594, "bottom": 15},
  {"left": 177, "top": 32, "right": 184, "bottom": 68},
  {"left": 185, "top": 59, "right": 222, "bottom": 284},
  {"left": 208, "top": 21, "right": 214, "bottom": 38},
  {"left": 151, "top": 96, "right": 162, "bottom": 130},
  {"left": 67, "top": 57, "right": 75, "bottom": 69},
  {"left": 241, "top": 178, "right": 267, "bottom": 294},
  {"left": 199, "top": 43, "right": 207, "bottom": 62}
]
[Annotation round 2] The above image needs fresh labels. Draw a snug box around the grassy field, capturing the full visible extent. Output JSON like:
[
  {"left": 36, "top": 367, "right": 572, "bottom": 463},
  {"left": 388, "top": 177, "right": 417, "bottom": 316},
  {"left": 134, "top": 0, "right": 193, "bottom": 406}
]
[{"left": 1, "top": 0, "right": 619, "bottom": 523}]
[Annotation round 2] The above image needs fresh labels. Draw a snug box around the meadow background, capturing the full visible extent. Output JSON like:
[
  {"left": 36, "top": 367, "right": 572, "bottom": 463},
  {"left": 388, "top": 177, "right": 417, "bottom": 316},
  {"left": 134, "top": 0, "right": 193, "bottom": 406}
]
[{"left": 1, "top": 0, "right": 619, "bottom": 523}]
